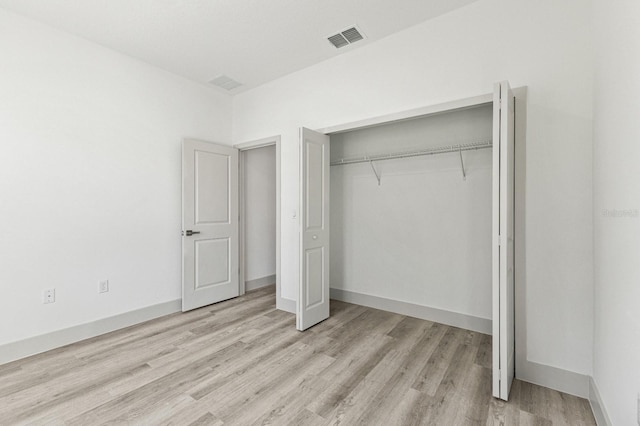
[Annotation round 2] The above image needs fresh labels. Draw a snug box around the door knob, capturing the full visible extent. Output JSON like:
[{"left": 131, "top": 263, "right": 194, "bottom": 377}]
[
  {"left": 183, "top": 230, "right": 200, "bottom": 236},
  {"left": 312, "top": 234, "right": 318, "bottom": 240}
]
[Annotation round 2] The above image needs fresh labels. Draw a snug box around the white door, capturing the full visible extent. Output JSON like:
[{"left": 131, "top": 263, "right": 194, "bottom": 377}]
[
  {"left": 182, "top": 139, "right": 239, "bottom": 312},
  {"left": 492, "top": 81, "right": 516, "bottom": 400},
  {"left": 297, "top": 128, "right": 330, "bottom": 331}
]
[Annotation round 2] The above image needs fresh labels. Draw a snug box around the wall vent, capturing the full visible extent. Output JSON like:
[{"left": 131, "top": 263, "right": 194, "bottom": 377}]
[
  {"left": 209, "top": 75, "right": 242, "bottom": 91},
  {"left": 327, "top": 26, "right": 365, "bottom": 49}
]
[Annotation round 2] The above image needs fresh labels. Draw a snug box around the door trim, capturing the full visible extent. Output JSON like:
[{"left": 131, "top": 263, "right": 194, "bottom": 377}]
[
  {"left": 318, "top": 93, "right": 493, "bottom": 135},
  {"left": 234, "top": 136, "right": 283, "bottom": 309}
]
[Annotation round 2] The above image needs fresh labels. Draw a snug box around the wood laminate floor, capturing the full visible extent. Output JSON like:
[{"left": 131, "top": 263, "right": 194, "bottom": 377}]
[{"left": 0, "top": 286, "right": 596, "bottom": 425}]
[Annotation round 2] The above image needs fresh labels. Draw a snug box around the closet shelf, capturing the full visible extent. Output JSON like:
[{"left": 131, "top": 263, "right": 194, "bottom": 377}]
[{"left": 330, "top": 140, "right": 493, "bottom": 166}]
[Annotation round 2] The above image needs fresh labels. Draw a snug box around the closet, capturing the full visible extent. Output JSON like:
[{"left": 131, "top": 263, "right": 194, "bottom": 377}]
[
  {"left": 297, "top": 81, "right": 518, "bottom": 401},
  {"left": 329, "top": 104, "right": 494, "bottom": 333}
]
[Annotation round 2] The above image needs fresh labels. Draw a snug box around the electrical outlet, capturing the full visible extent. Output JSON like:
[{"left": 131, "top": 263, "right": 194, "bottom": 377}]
[
  {"left": 99, "top": 280, "right": 109, "bottom": 293},
  {"left": 43, "top": 288, "right": 55, "bottom": 304}
]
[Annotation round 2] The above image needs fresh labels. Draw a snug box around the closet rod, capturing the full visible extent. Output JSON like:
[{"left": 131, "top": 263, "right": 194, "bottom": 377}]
[{"left": 330, "top": 140, "right": 492, "bottom": 166}]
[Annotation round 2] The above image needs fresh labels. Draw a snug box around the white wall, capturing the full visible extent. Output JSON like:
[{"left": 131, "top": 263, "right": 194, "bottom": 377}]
[
  {"left": 330, "top": 106, "right": 493, "bottom": 321},
  {"left": 592, "top": 0, "right": 640, "bottom": 424},
  {"left": 0, "top": 9, "right": 231, "bottom": 346},
  {"left": 243, "top": 145, "right": 276, "bottom": 281},
  {"left": 233, "top": 0, "right": 594, "bottom": 376}
]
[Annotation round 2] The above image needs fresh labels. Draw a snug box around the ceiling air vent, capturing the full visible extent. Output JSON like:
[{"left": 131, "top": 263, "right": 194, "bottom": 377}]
[
  {"left": 328, "top": 33, "right": 349, "bottom": 49},
  {"left": 209, "top": 75, "right": 242, "bottom": 91},
  {"left": 342, "top": 27, "right": 364, "bottom": 43},
  {"left": 327, "top": 26, "right": 365, "bottom": 49}
]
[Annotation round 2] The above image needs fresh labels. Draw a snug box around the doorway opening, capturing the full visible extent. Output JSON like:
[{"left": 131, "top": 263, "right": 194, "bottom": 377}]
[
  {"left": 236, "top": 136, "right": 283, "bottom": 310},
  {"left": 299, "top": 83, "right": 526, "bottom": 400}
]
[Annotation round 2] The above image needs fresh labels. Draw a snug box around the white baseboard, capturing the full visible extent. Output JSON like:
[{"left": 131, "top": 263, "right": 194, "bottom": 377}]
[
  {"left": 0, "top": 299, "right": 181, "bottom": 366},
  {"left": 516, "top": 359, "right": 590, "bottom": 398},
  {"left": 2, "top": 289, "right": 600, "bottom": 421},
  {"left": 589, "top": 376, "right": 612, "bottom": 426},
  {"left": 330, "top": 289, "right": 596, "bottom": 402},
  {"left": 330, "top": 288, "right": 491, "bottom": 335},
  {"left": 246, "top": 274, "right": 276, "bottom": 292},
  {"left": 277, "top": 296, "right": 296, "bottom": 314}
]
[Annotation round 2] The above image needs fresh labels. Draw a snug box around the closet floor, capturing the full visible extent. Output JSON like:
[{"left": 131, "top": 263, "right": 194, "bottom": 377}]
[{"left": 0, "top": 286, "right": 595, "bottom": 425}]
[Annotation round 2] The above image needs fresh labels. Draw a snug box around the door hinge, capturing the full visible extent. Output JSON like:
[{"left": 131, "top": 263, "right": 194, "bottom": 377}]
[{"left": 498, "top": 235, "right": 502, "bottom": 246}]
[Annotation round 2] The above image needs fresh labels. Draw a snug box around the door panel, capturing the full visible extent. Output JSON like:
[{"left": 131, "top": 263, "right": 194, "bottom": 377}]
[
  {"left": 195, "top": 150, "right": 230, "bottom": 224},
  {"left": 492, "top": 81, "right": 516, "bottom": 400},
  {"left": 298, "top": 128, "right": 330, "bottom": 331},
  {"left": 195, "top": 238, "right": 230, "bottom": 288},
  {"left": 306, "top": 141, "right": 325, "bottom": 229},
  {"left": 183, "top": 139, "right": 239, "bottom": 312},
  {"left": 305, "top": 247, "right": 325, "bottom": 307}
]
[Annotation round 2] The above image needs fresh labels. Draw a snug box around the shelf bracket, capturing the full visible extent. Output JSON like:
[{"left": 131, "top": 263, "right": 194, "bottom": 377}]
[
  {"left": 369, "top": 160, "right": 381, "bottom": 186},
  {"left": 459, "top": 147, "right": 466, "bottom": 181}
]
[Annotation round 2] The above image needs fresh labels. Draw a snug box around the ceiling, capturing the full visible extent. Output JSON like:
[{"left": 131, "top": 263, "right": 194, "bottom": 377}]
[{"left": 0, "top": 0, "right": 478, "bottom": 94}]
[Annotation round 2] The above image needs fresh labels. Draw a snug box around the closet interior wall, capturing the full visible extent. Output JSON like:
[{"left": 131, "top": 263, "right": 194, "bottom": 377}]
[
  {"left": 330, "top": 104, "right": 494, "bottom": 326},
  {"left": 242, "top": 145, "right": 277, "bottom": 291}
]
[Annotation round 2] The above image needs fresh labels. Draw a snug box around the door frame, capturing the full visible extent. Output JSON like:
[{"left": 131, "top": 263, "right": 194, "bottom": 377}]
[
  {"left": 234, "top": 136, "right": 283, "bottom": 309},
  {"left": 318, "top": 88, "right": 527, "bottom": 385}
]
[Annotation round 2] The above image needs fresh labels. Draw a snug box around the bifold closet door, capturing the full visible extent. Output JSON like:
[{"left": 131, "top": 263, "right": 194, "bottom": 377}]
[
  {"left": 492, "top": 81, "right": 515, "bottom": 400},
  {"left": 297, "top": 127, "right": 330, "bottom": 331}
]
